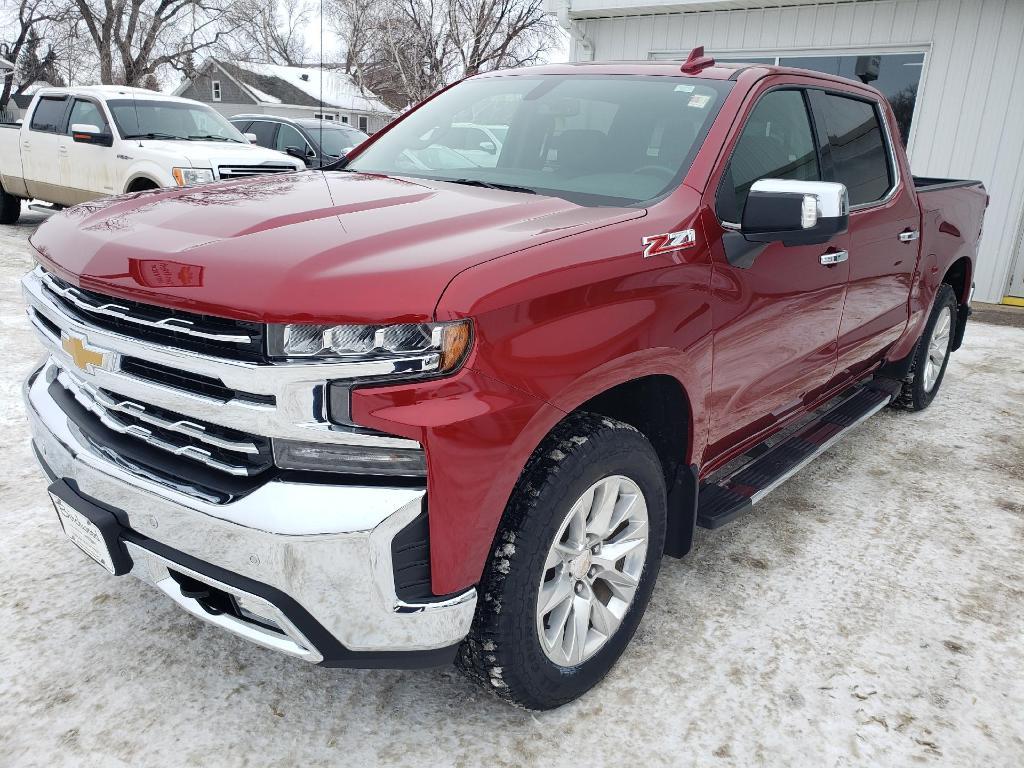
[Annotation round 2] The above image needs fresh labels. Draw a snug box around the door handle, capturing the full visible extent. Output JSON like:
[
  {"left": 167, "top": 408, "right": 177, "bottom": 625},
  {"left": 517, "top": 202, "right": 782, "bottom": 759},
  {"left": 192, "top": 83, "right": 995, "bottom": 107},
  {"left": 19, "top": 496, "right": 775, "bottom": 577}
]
[
  {"left": 820, "top": 250, "right": 849, "bottom": 266},
  {"left": 898, "top": 229, "right": 920, "bottom": 242}
]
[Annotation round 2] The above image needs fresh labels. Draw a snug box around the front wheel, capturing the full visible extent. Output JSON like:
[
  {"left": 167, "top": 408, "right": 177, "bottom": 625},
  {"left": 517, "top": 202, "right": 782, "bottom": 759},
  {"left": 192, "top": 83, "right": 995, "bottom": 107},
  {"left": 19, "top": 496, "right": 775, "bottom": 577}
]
[
  {"left": 896, "top": 283, "right": 958, "bottom": 411},
  {"left": 457, "top": 412, "right": 667, "bottom": 709}
]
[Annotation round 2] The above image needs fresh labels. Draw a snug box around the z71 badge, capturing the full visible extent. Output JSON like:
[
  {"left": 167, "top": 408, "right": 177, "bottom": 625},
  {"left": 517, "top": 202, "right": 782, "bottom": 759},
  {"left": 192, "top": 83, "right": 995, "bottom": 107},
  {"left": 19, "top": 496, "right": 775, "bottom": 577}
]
[{"left": 642, "top": 229, "right": 696, "bottom": 258}]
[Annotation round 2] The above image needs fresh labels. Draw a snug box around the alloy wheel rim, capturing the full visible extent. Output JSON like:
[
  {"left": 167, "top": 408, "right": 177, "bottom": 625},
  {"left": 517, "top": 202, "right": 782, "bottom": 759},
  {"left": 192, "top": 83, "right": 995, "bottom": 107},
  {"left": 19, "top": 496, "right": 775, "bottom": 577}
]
[
  {"left": 535, "top": 475, "right": 649, "bottom": 667},
  {"left": 923, "top": 306, "right": 953, "bottom": 392}
]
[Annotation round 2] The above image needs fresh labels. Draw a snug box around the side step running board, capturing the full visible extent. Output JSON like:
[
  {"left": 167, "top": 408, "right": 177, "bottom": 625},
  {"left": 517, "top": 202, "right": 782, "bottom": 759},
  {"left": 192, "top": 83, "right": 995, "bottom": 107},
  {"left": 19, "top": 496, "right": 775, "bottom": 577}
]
[
  {"left": 696, "top": 380, "right": 900, "bottom": 529},
  {"left": 27, "top": 203, "right": 64, "bottom": 216}
]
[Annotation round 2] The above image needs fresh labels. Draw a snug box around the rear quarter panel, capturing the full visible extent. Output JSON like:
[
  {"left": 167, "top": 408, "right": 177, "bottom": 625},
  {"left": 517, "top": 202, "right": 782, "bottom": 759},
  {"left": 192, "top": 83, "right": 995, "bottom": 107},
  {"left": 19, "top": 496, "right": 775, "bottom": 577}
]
[{"left": 888, "top": 182, "right": 986, "bottom": 361}]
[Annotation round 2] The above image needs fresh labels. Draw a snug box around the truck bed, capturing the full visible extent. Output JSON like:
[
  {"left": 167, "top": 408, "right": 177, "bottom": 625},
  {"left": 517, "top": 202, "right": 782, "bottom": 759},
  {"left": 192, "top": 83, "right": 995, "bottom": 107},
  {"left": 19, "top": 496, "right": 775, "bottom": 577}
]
[{"left": 913, "top": 175, "right": 984, "bottom": 192}]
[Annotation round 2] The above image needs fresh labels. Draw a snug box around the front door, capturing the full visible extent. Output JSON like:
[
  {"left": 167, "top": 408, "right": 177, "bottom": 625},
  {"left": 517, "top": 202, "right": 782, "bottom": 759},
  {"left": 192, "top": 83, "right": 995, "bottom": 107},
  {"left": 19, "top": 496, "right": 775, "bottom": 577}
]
[
  {"left": 706, "top": 86, "right": 850, "bottom": 462},
  {"left": 59, "top": 98, "right": 116, "bottom": 203}
]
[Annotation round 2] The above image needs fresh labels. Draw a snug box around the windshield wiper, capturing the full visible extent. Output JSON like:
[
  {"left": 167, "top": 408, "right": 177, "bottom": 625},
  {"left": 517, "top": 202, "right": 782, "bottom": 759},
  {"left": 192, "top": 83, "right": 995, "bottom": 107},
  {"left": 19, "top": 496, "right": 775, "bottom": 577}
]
[
  {"left": 445, "top": 179, "right": 537, "bottom": 195},
  {"left": 187, "top": 134, "right": 239, "bottom": 142},
  {"left": 122, "top": 132, "right": 184, "bottom": 140}
]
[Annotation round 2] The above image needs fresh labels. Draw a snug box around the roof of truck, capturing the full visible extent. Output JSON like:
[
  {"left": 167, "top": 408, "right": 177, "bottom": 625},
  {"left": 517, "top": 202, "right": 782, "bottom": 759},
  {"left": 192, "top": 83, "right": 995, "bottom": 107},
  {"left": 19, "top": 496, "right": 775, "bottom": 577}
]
[
  {"left": 31, "top": 85, "right": 204, "bottom": 104},
  {"left": 476, "top": 60, "right": 883, "bottom": 97}
]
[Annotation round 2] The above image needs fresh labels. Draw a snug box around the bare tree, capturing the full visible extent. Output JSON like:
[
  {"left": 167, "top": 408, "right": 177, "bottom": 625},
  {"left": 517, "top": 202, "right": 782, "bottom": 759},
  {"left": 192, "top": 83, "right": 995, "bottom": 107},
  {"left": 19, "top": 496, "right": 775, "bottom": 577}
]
[
  {"left": 329, "top": 0, "right": 559, "bottom": 109},
  {"left": 223, "top": 0, "right": 309, "bottom": 65},
  {"left": 447, "top": 0, "right": 557, "bottom": 76},
  {"left": 328, "top": 0, "right": 374, "bottom": 75},
  {"left": 73, "top": 0, "right": 231, "bottom": 86},
  {"left": 0, "top": 0, "right": 70, "bottom": 110}
]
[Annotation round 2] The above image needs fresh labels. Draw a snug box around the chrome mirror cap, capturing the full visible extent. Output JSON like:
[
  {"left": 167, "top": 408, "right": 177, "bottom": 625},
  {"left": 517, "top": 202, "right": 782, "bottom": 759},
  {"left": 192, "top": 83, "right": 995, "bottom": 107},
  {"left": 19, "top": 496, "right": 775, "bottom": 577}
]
[{"left": 749, "top": 178, "right": 849, "bottom": 221}]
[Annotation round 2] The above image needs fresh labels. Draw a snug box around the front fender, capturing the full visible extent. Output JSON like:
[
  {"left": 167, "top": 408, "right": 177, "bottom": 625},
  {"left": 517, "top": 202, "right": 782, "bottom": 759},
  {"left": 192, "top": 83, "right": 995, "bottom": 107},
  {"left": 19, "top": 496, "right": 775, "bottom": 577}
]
[{"left": 123, "top": 161, "right": 174, "bottom": 191}]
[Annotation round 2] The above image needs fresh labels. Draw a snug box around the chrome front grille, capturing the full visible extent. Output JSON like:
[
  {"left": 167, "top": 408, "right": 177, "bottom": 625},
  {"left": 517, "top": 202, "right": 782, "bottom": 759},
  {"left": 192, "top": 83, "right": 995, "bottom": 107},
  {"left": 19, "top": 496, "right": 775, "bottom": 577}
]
[
  {"left": 22, "top": 265, "right": 423, "bottom": 501},
  {"left": 218, "top": 165, "right": 296, "bottom": 179},
  {"left": 56, "top": 369, "right": 273, "bottom": 478},
  {"left": 38, "top": 268, "right": 265, "bottom": 361}
]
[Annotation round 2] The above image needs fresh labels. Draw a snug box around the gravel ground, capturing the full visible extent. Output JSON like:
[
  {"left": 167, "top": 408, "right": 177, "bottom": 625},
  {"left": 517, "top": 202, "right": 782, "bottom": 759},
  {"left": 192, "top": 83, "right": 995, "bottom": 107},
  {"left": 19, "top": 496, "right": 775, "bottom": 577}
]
[{"left": 1, "top": 211, "right": 1023, "bottom": 767}]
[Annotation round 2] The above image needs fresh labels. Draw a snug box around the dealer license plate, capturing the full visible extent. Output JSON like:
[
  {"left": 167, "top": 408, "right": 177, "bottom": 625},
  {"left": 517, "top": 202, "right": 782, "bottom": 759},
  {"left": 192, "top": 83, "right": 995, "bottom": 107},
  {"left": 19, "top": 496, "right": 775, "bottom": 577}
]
[{"left": 51, "top": 493, "right": 116, "bottom": 574}]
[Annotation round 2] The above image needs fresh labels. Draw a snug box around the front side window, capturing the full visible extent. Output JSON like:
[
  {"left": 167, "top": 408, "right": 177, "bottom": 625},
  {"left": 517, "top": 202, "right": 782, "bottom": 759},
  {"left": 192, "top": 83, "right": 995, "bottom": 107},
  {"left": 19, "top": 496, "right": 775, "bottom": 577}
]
[
  {"left": 718, "top": 89, "right": 819, "bottom": 221},
  {"left": 275, "top": 123, "right": 309, "bottom": 154},
  {"left": 815, "top": 94, "right": 892, "bottom": 206},
  {"left": 30, "top": 96, "right": 68, "bottom": 132},
  {"left": 107, "top": 99, "right": 247, "bottom": 142},
  {"left": 347, "top": 75, "right": 732, "bottom": 207},
  {"left": 67, "top": 99, "right": 109, "bottom": 133}
]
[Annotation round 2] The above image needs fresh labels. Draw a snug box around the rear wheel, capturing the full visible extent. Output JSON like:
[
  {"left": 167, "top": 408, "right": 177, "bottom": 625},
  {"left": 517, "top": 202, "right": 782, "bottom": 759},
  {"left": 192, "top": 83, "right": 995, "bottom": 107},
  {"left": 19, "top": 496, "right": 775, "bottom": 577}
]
[
  {"left": 0, "top": 185, "right": 21, "bottom": 225},
  {"left": 896, "top": 283, "right": 958, "bottom": 411},
  {"left": 457, "top": 412, "right": 667, "bottom": 709}
]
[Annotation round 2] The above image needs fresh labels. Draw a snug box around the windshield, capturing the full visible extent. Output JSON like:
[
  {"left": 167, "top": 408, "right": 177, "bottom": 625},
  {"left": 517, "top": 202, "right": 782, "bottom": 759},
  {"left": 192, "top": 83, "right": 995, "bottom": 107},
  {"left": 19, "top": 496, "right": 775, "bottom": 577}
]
[
  {"left": 306, "top": 124, "right": 368, "bottom": 156},
  {"left": 346, "top": 75, "right": 731, "bottom": 206},
  {"left": 107, "top": 99, "right": 247, "bottom": 142}
]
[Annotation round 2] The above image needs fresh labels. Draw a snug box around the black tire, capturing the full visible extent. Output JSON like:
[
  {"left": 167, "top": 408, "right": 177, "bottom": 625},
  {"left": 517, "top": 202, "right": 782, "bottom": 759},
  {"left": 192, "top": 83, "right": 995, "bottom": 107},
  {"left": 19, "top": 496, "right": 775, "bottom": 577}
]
[
  {"left": 895, "top": 283, "right": 958, "bottom": 411},
  {"left": 456, "top": 412, "right": 667, "bottom": 709},
  {"left": 0, "top": 184, "right": 21, "bottom": 225}
]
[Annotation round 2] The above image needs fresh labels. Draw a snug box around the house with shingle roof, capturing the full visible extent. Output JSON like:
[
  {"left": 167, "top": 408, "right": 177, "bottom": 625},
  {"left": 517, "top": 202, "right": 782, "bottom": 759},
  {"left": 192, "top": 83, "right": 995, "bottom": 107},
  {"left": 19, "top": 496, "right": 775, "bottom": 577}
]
[{"left": 174, "top": 58, "right": 393, "bottom": 134}]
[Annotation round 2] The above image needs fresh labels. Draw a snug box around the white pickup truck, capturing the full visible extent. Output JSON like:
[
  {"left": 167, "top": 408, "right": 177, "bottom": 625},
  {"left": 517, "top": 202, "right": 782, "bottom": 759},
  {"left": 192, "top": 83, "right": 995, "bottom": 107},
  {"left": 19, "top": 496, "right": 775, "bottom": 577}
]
[{"left": 0, "top": 85, "right": 304, "bottom": 224}]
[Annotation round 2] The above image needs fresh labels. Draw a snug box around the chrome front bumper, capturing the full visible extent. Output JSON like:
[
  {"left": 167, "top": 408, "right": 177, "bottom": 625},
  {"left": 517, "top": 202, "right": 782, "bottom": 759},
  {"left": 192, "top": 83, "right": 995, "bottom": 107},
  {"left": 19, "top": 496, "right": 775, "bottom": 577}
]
[{"left": 25, "top": 361, "right": 476, "bottom": 666}]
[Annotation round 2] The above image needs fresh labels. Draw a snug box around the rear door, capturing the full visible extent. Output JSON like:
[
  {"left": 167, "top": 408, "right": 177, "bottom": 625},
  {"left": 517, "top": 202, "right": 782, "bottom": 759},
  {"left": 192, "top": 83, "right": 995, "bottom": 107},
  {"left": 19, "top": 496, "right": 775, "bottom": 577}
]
[
  {"left": 22, "top": 95, "right": 70, "bottom": 201},
  {"left": 706, "top": 85, "right": 851, "bottom": 461},
  {"left": 809, "top": 90, "right": 920, "bottom": 379}
]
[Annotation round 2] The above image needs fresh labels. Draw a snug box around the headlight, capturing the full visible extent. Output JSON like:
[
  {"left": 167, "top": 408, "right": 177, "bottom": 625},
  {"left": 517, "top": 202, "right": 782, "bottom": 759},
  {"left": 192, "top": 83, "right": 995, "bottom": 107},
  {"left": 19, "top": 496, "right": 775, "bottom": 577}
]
[
  {"left": 172, "top": 167, "right": 215, "bottom": 186},
  {"left": 266, "top": 320, "right": 472, "bottom": 374}
]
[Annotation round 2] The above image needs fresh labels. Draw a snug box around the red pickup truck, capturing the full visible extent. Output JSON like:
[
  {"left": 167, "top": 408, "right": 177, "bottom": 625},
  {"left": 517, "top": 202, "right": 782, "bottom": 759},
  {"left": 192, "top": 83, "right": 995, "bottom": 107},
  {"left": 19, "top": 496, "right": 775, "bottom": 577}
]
[{"left": 22, "top": 51, "right": 986, "bottom": 709}]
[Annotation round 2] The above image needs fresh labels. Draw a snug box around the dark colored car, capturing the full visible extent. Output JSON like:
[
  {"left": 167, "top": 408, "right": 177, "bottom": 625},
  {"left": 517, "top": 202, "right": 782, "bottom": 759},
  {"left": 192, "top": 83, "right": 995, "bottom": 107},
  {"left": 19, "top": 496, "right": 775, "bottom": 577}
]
[{"left": 229, "top": 114, "right": 369, "bottom": 168}]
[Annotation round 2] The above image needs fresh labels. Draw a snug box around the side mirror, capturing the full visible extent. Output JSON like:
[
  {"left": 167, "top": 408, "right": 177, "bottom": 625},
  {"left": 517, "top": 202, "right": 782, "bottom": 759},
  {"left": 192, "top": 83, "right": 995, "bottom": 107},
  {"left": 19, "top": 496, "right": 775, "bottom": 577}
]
[
  {"left": 71, "top": 123, "right": 114, "bottom": 147},
  {"left": 479, "top": 140, "right": 496, "bottom": 154},
  {"left": 285, "top": 145, "right": 312, "bottom": 164},
  {"left": 741, "top": 179, "right": 849, "bottom": 246},
  {"left": 244, "top": 132, "right": 258, "bottom": 143}
]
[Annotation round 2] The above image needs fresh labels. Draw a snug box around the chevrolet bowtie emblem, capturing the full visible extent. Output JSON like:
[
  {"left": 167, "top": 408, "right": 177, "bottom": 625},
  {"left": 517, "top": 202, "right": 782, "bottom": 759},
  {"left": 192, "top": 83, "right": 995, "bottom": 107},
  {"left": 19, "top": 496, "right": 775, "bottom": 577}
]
[{"left": 61, "top": 334, "right": 109, "bottom": 373}]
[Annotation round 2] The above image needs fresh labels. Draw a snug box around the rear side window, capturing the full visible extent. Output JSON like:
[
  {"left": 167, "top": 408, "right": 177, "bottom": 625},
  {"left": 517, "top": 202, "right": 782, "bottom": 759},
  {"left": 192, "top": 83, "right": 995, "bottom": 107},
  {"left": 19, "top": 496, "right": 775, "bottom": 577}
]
[
  {"left": 816, "top": 94, "right": 892, "bottom": 205},
  {"left": 246, "top": 120, "right": 277, "bottom": 148},
  {"left": 30, "top": 97, "right": 69, "bottom": 133},
  {"left": 718, "top": 89, "right": 820, "bottom": 222}
]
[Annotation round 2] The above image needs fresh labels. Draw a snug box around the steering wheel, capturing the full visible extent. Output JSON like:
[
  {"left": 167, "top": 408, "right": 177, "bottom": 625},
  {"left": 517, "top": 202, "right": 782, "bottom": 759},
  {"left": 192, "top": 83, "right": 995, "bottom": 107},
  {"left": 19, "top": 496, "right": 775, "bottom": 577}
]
[{"left": 635, "top": 165, "right": 676, "bottom": 180}]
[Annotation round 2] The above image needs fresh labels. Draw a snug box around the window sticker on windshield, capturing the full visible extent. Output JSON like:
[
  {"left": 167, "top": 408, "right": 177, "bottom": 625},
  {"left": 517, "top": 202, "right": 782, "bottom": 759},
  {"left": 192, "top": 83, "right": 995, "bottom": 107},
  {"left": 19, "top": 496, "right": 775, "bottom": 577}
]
[
  {"left": 688, "top": 94, "right": 711, "bottom": 108},
  {"left": 674, "top": 84, "right": 695, "bottom": 93}
]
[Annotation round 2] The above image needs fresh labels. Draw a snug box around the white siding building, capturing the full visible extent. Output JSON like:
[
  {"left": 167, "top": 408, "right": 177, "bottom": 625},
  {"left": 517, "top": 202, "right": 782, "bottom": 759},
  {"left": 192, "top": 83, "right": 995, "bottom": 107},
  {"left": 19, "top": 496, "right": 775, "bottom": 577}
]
[{"left": 549, "top": 0, "right": 1024, "bottom": 304}]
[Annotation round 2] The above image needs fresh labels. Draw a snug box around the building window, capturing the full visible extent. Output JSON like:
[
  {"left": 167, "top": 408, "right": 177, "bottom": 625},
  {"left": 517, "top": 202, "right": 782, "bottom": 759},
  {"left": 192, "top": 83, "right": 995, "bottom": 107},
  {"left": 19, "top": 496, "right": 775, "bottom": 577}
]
[
  {"left": 314, "top": 112, "right": 336, "bottom": 121},
  {"left": 358, "top": 114, "right": 369, "bottom": 132},
  {"left": 340, "top": 115, "right": 349, "bottom": 123},
  {"left": 212, "top": 80, "right": 222, "bottom": 102}
]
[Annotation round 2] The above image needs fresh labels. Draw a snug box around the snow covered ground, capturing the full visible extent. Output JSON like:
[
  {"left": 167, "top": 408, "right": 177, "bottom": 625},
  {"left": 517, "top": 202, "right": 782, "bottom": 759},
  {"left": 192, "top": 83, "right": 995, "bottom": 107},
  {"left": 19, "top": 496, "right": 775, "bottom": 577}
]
[{"left": 1, "top": 211, "right": 1022, "bottom": 767}]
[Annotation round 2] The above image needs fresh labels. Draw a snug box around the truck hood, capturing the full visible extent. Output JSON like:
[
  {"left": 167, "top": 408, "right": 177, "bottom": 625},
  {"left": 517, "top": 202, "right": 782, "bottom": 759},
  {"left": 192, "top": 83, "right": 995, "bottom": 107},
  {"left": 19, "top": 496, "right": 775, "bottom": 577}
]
[
  {"left": 130, "top": 139, "right": 301, "bottom": 170},
  {"left": 30, "top": 171, "right": 643, "bottom": 323}
]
